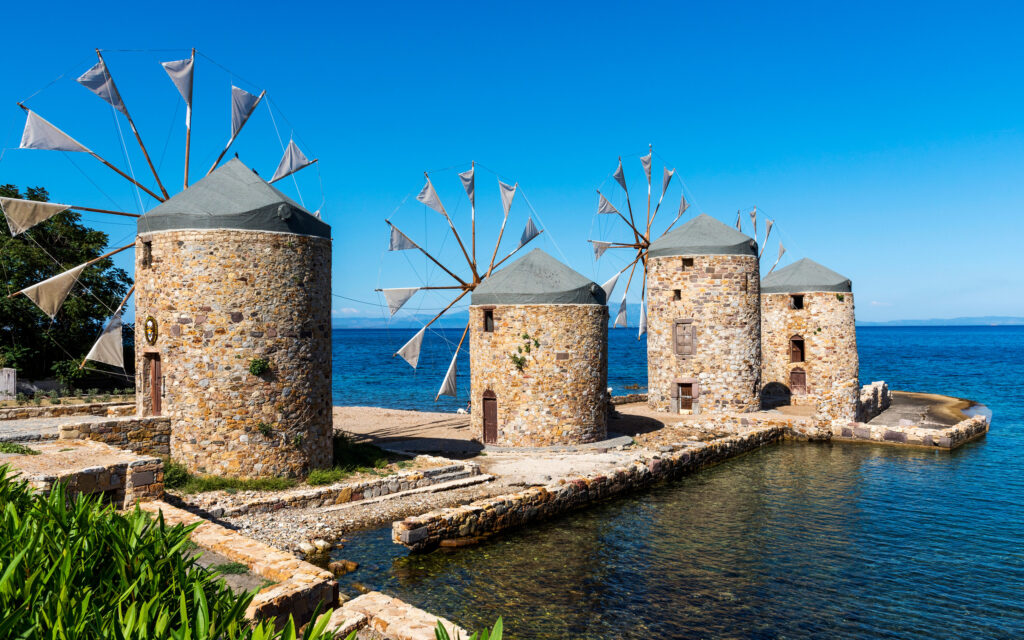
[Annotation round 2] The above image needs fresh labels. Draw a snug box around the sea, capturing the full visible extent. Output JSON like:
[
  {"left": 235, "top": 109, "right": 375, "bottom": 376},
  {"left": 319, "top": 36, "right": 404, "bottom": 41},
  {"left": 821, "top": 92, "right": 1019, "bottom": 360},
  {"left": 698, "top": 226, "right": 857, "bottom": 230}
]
[{"left": 330, "top": 326, "right": 1024, "bottom": 639}]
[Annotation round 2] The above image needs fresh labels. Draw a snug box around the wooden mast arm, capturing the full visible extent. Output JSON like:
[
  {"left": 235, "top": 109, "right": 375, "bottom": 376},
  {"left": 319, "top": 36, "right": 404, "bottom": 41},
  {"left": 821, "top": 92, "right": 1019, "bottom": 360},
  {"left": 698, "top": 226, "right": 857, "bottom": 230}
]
[
  {"left": 208, "top": 90, "right": 266, "bottom": 175},
  {"left": 184, "top": 48, "right": 194, "bottom": 190},
  {"left": 435, "top": 321, "right": 470, "bottom": 401},
  {"left": 95, "top": 50, "right": 169, "bottom": 199},
  {"left": 485, "top": 211, "right": 512, "bottom": 278},
  {"left": 470, "top": 161, "right": 476, "bottom": 276},
  {"left": 72, "top": 206, "right": 140, "bottom": 218},
  {"left": 490, "top": 230, "right": 545, "bottom": 272},
  {"left": 375, "top": 285, "right": 464, "bottom": 291},
  {"left": 417, "top": 289, "right": 471, "bottom": 335},
  {"left": 7, "top": 243, "right": 135, "bottom": 299},
  {"left": 425, "top": 173, "right": 477, "bottom": 281},
  {"left": 388, "top": 222, "right": 468, "bottom": 286}
]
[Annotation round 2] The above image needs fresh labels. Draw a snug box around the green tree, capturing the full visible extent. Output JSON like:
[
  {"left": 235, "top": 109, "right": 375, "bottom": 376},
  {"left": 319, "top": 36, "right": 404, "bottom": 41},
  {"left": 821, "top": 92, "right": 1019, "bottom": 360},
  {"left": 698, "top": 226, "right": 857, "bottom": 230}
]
[{"left": 0, "top": 185, "right": 132, "bottom": 379}]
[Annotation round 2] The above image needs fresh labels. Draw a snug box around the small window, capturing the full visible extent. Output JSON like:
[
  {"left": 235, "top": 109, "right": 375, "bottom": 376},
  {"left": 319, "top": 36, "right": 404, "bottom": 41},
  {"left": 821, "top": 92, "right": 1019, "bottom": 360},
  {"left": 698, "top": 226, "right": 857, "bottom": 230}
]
[
  {"left": 790, "top": 294, "right": 804, "bottom": 310},
  {"left": 141, "top": 241, "right": 152, "bottom": 269},
  {"left": 681, "top": 257, "right": 694, "bottom": 271},
  {"left": 673, "top": 289, "right": 681, "bottom": 301},
  {"left": 483, "top": 309, "right": 494, "bottom": 333},
  {"left": 674, "top": 320, "right": 695, "bottom": 356},
  {"left": 790, "top": 368, "right": 807, "bottom": 394},
  {"left": 790, "top": 336, "right": 805, "bottom": 363}
]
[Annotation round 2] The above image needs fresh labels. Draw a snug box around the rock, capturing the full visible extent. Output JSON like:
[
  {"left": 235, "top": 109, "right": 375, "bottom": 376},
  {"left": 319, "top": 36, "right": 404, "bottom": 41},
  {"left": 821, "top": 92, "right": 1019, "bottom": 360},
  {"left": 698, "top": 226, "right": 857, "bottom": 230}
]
[
  {"left": 328, "top": 559, "right": 359, "bottom": 576},
  {"left": 297, "top": 541, "right": 316, "bottom": 556},
  {"left": 312, "top": 538, "right": 331, "bottom": 552}
]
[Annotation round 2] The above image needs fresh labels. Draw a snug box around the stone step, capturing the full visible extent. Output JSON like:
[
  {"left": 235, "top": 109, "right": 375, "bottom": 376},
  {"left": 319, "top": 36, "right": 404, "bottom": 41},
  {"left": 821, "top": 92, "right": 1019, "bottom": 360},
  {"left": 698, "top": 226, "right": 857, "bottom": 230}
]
[{"left": 322, "top": 474, "right": 493, "bottom": 513}]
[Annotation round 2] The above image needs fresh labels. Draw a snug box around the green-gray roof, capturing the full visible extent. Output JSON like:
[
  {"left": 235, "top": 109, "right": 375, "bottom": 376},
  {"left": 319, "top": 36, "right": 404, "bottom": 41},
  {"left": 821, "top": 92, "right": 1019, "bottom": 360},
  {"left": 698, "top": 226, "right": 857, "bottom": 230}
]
[
  {"left": 471, "top": 249, "right": 605, "bottom": 306},
  {"left": 648, "top": 213, "right": 757, "bottom": 258},
  {"left": 137, "top": 158, "right": 330, "bottom": 239},
  {"left": 761, "top": 258, "right": 852, "bottom": 294}
]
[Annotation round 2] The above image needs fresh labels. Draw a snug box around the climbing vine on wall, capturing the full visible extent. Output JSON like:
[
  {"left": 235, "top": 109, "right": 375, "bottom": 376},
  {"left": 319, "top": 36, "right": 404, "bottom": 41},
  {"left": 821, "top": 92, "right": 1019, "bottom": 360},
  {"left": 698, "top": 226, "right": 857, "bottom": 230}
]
[{"left": 509, "top": 333, "right": 541, "bottom": 371}]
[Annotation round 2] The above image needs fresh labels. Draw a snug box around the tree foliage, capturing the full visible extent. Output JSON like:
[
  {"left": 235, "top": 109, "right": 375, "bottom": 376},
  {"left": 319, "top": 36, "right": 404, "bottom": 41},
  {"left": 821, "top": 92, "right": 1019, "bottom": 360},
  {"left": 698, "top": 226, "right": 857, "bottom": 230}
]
[{"left": 0, "top": 185, "right": 132, "bottom": 379}]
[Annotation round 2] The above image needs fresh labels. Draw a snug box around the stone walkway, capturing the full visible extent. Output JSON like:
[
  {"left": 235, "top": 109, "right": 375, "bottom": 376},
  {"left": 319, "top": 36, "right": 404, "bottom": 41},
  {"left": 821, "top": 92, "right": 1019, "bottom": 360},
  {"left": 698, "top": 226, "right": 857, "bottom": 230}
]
[{"left": 0, "top": 416, "right": 107, "bottom": 442}]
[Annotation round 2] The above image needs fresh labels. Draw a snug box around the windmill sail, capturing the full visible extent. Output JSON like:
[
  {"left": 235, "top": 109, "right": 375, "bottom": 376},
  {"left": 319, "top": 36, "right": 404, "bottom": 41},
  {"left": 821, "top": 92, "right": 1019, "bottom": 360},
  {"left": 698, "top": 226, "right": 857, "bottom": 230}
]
[
  {"left": 0, "top": 198, "right": 70, "bottom": 236},
  {"left": 382, "top": 288, "right": 419, "bottom": 316},
  {"left": 597, "top": 192, "right": 619, "bottom": 215},
  {"left": 614, "top": 295, "right": 628, "bottom": 328},
  {"left": 161, "top": 57, "right": 194, "bottom": 106},
  {"left": 388, "top": 224, "right": 416, "bottom": 251},
  {"left": 759, "top": 219, "right": 774, "bottom": 259},
  {"left": 660, "top": 167, "right": 675, "bottom": 200},
  {"left": 640, "top": 152, "right": 652, "bottom": 185},
  {"left": 77, "top": 60, "right": 127, "bottom": 116},
  {"left": 20, "top": 110, "right": 91, "bottom": 153},
  {"left": 84, "top": 314, "right": 124, "bottom": 368},
  {"left": 18, "top": 263, "right": 87, "bottom": 319},
  {"left": 270, "top": 140, "right": 313, "bottom": 183},
  {"left": 231, "top": 86, "right": 262, "bottom": 138},
  {"left": 638, "top": 301, "right": 647, "bottom": 338},
  {"left": 613, "top": 158, "right": 628, "bottom": 193},
  {"left": 768, "top": 242, "right": 786, "bottom": 274},
  {"left": 591, "top": 240, "right": 611, "bottom": 260},
  {"left": 601, "top": 272, "right": 620, "bottom": 299},
  {"left": 416, "top": 177, "right": 447, "bottom": 215},
  {"left": 436, "top": 350, "right": 458, "bottom": 399},
  {"left": 395, "top": 327, "right": 426, "bottom": 368},
  {"left": 459, "top": 166, "right": 475, "bottom": 210},
  {"left": 498, "top": 181, "right": 517, "bottom": 216},
  {"left": 518, "top": 217, "right": 540, "bottom": 248}
]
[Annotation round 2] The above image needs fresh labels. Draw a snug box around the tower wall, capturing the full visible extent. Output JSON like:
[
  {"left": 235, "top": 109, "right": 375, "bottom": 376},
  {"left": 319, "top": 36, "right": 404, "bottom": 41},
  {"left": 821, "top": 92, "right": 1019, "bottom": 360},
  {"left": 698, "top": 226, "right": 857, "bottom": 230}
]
[
  {"left": 646, "top": 253, "right": 761, "bottom": 413},
  {"left": 469, "top": 304, "right": 608, "bottom": 447},
  {"left": 134, "top": 229, "right": 332, "bottom": 478},
  {"left": 760, "top": 291, "right": 858, "bottom": 421}
]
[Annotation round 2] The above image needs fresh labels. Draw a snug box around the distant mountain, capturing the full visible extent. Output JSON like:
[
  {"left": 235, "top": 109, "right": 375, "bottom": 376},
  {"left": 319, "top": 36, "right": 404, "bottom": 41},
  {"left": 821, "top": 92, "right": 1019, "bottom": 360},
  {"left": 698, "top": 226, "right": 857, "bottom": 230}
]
[
  {"left": 332, "top": 310, "right": 470, "bottom": 329},
  {"left": 857, "top": 316, "right": 1024, "bottom": 327}
]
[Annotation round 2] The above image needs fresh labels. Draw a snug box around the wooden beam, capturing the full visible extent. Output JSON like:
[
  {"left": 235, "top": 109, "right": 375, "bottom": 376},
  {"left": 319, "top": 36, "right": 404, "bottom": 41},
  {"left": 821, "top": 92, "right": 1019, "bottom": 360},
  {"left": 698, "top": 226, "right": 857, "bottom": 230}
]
[
  {"left": 72, "top": 206, "right": 140, "bottom": 218},
  {"left": 387, "top": 221, "right": 468, "bottom": 286}
]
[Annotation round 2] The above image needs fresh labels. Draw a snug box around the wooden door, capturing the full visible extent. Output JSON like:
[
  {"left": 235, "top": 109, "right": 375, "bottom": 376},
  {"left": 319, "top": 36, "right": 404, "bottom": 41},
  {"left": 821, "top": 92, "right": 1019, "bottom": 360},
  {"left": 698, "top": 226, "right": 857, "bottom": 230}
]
[
  {"left": 482, "top": 391, "right": 497, "bottom": 444},
  {"left": 789, "top": 368, "right": 806, "bottom": 395},
  {"left": 677, "top": 383, "right": 694, "bottom": 412},
  {"left": 149, "top": 354, "right": 162, "bottom": 416}
]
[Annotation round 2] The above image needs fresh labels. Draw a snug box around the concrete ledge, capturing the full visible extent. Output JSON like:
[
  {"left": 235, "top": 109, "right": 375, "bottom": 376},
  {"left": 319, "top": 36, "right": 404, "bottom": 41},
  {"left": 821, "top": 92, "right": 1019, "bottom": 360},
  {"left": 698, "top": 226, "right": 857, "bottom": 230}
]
[
  {"left": 0, "top": 401, "right": 133, "bottom": 421},
  {"left": 832, "top": 415, "right": 989, "bottom": 450},
  {"left": 138, "top": 500, "right": 337, "bottom": 627},
  {"left": 394, "top": 426, "right": 784, "bottom": 552},
  {"left": 59, "top": 415, "right": 171, "bottom": 458}
]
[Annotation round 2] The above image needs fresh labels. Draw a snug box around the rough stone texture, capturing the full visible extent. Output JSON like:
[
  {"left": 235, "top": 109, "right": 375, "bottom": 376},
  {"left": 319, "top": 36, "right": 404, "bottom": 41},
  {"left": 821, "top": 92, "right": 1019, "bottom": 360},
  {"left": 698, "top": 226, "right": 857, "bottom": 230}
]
[
  {"left": 58, "top": 416, "right": 171, "bottom": 457},
  {"left": 175, "top": 458, "right": 481, "bottom": 517},
  {"left": 469, "top": 304, "right": 608, "bottom": 447},
  {"left": 856, "top": 381, "right": 892, "bottom": 422},
  {"left": 831, "top": 415, "right": 989, "bottom": 449},
  {"left": 394, "top": 426, "right": 783, "bottom": 552},
  {"left": 0, "top": 401, "right": 133, "bottom": 421},
  {"left": 761, "top": 291, "right": 859, "bottom": 421},
  {"left": 138, "top": 500, "right": 337, "bottom": 628},
  {"left": 331, "top": 591, "right": 468, "bottom": 640},
  {"left": 647, "top": 253, "right": 761, "bottom": 414},
  {"left": 134, "top": 229, "right": 332, "bottom": 478}
]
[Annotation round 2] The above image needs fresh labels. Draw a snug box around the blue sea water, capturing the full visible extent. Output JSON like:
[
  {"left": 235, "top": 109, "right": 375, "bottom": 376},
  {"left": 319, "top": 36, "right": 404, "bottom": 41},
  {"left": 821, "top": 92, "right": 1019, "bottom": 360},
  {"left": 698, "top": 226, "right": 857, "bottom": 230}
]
[{"left": 331, "top": 326, "right": 1024, "bottom": 639}]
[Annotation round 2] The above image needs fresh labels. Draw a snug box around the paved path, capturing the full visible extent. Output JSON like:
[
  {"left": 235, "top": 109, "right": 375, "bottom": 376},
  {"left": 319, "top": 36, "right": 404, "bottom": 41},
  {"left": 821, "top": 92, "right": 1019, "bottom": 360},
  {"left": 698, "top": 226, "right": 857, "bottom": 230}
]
[{"left": 0, "top": 416, "right": 106, "bottom": 442}]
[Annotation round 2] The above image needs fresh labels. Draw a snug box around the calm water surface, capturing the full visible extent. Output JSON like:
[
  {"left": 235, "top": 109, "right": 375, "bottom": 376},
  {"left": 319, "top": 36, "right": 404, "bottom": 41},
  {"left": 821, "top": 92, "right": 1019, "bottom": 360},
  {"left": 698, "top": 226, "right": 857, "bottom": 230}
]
[{"left": 331, "top": 326, "right": 1024, "bottom": 638}]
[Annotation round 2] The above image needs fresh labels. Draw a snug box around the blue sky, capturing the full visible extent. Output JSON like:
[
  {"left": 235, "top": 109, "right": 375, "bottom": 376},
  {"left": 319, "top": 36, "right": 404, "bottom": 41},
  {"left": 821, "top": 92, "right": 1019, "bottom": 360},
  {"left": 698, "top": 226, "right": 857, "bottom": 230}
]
[{"left": 1, "top": 0, "right": 1022, "bottom": 323}]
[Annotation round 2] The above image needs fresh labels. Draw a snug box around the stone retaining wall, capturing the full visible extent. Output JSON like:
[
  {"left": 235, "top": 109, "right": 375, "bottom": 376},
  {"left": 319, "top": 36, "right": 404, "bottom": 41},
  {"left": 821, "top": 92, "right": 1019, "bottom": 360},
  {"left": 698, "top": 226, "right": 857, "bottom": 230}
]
[
  {"left": 394, "top": 426, "right": 784, "bottom": 552},
  {"left": 832, "top": 415, "right": 989, "bottom": 449},
  {"left": 856, "top": 381, "right": 891, "bottom": 422},
  {"left": 0, "top": 401, "right": 133, "bottom": 421},
  {"left": 59, "top": 416, "right": 172, "bottom": 458},
  {"left": 138, "top": 500, "right": 337, "bottom": 628},
  {"left": 20, "top": 444, "right": 164, "bottom": 509},
  {"left": 177, "top": 458, "right": 481, "bottom": 517},
  {"left": 611, "top": 393, "right": 648, "bottom": 405}
]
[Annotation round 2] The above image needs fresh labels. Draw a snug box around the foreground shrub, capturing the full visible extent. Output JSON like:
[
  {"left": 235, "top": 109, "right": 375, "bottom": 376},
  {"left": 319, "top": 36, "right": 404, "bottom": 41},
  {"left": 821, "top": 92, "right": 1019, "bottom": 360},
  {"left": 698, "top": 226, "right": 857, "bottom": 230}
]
[{"left": 0, "top": 465, "right": 348, "bottom": 639}]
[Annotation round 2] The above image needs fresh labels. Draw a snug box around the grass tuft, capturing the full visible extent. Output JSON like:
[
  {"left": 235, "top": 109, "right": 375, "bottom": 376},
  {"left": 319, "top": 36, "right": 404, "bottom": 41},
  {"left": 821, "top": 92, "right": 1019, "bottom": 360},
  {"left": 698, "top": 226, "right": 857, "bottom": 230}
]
[
  {"left": 0, "top": 442, "right": 39, "bottom": 455},
  {"left": 210, "top": 561, "right": 250, "bottom": 575},
  {"left": 163, "top": 458, "right": 297, "bottom": 494}
]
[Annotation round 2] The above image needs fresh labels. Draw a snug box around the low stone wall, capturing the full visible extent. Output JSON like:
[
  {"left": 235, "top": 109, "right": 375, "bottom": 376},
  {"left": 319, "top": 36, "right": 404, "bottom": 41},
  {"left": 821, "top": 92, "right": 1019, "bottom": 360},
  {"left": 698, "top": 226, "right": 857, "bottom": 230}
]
[
  {"left": 394, "top": 426, "right": 784, "bottom": 551},
  {"left": 611, "top": 393, "right": 648, "bottom": 405},
  {"left": 139, "top": 500, "right": 337, "bottom": 628},
  {"left": 855, "top": 381, "right": 891, "bottom": 422},
  {"left": 59, "top": 416, "right": 171, "bottom": 458},
  {"left": 177, "top": 457, "right": 481, "bottom": 517},
  {"left": 832, "top": 415, "right": 989, "bottom": 449},
  {"left": 327, "top": 591, "right": 468, "bottom": 640},
  {"left": 634, "top": 412, "right": 830, "bottom": 447},
  {"left": 0, "top": 401, "right": 133, "bottom": 421}
]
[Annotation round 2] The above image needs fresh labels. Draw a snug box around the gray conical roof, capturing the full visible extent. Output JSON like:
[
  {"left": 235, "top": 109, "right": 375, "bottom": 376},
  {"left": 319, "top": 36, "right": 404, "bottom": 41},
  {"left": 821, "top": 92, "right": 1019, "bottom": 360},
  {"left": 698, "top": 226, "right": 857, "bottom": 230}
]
[
  {"left": 761, "top": 258, "right": 851, "bottom": 294},
  {"left": 471, "top": 249, "right": 605, "bottom": 305},
  {"left": 648, "top": 213, "right": 757, "bottom": 258},
  {"left": 137, "top": 158, "right": 330, "bottom": 239}
]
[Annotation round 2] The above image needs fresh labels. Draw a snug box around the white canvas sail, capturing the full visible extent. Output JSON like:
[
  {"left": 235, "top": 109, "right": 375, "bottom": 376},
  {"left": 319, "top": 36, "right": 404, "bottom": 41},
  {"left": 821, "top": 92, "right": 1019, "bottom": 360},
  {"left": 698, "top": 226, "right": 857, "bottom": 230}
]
[
  {"left": 270, "top": 140, "right": 313, "bottom": 183},
  {"left": 768, "top": 242, "right": 786, "bottom": 274},
  {"left": 735, "top": 209, "right": 742, "bottom": 231},
  {"left": 638, "top": 301, "right": 647, "bottom": 338},
  {"left": 661, "top": 167, "right": 675, "bottom": 200},
  {"left": 0, "top": 198, "right": 70, "bottom": 236},
  {"left": 436, "top": 350, "right": 458, "bottom": 399},
  {"left": 458, "top": 166, "right": 475, "bottom": 210},
  {"left": 614, "top": 295, "right": 628, "bottom": 328},
  {"left": 416, "top": 177, "right": 446, "bottom": 215},
  {"left": 519, "top": 217, "right": 540, "bottom": 248},
  {"left": 77, "top": 60, "right": 127, "bottom": 116},
  {"left": 395, "top": 326, "right": 426, "bottom": 368},
  {"left": 498, "top": 181, "right": 517, "bottom": 216},
  {"left": 591, "top": 240, "right": 611, "bottom": 260},
  {"left": 750, "top": 208, "right": 757, "bottom": 239},
  {"left": 613, "top": 158, "right": 628, "bottom": 193},
  {"left": 20, "top": 111, "right": 91, "bottom": 153},
  {"left": 382, "top": 287, "right": 419, "bottom": 316},
  {"left": 84, "top": 314, "right": 123, "bottom": 368},
  {"left": 388, "top": 224, "right": 416, "bottom": 251},
  {"left": 640, "top": 152, "right": 652, "bottom": 185},
  {"left": 760, "top": 219, "right": 774, "bottom": 259},
  {"left": 231, "top": 86, "right": 262, "bottom": 138},
  {"left": 601, "top": 272, "right": 620, "bottom": 299},
  {"left": 19, "top": 263, "right": 87, "bottom": 319},
  {"left": 161, "top": 57, "right": 194, "bottom": 106},
  {"left": 597, "top": 192, "right": 619, "bottom": 215}
]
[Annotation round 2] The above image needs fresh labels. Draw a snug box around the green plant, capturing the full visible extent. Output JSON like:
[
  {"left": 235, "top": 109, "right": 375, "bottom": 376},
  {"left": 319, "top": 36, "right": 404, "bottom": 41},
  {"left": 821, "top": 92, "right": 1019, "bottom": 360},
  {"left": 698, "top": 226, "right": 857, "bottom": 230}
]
[
  {"left": 88, "top": 388, "right": 99, "bottom": 396},
  {"left": 0, "top": 465, "right": 347, "bottom": 639},
  {"left": 509, "top": 333, "right": 540, "bottom": 371},
  {"left": 15, "top": 393, "right": 26, "bottom": 404},
  {"left": 509, "top": 354, "right": 527, "bottom": 371},
  {"left": 102, "top": 394, "right": 112, "bottom": 403},
  {"left": 73, "top": 388, "right": 83, "bottom": 397},
  {"left": 292, "top": 434, "right": 304, "bottom": 448},
  {"left": 165, "top": 461, "right": 298, "bottom": 494},
  {"left": 31, "top": 396, "right": 42, "bottom": 406},
  {"left": 0, "top": 442, "right": 39, "bottom": 455},
  {"left": 249, "top": 358, "right": 270, "bottom": 376},
  {"left": 836, "top": 293, "right": 845, "bottom": 301},
  {"left": 258, "top": 422, "right": 274, "bottom": 437},
  {"left": 435, "top": 618, "right": 503, "bottom": 640},
  {"left": 210, "top": 561, "right": 250, "bottom": 575},
  {"left": 50, "top": 358, "right": 86, "bottom": 391},
  {"left": 163, "top": 458, "right": 193, "bottom": 489}
]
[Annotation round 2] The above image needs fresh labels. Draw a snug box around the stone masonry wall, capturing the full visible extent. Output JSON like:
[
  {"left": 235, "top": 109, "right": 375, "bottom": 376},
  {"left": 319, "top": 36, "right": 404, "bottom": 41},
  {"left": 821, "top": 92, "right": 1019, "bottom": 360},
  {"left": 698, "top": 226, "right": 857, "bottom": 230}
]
[
  {"left": 856, "top": 381, "right": 891, "bottom": 422},
  {"left": 470, "top": 304, "right": 608, "bottom": 447},
  {"left": 134, "top": 229, "right": 332, "bottom": 478},
  {"left": 0, "top": 401, "right": 133, "bottom": 421},
  {"left": 647, "top": 253, "right": 761, "bottom": 414},
  {"left": 59, "top": 416, "right": 171, "bottom": 458},
  {"left": 761, "top": 291, "right": 858, "bottom": 421}
]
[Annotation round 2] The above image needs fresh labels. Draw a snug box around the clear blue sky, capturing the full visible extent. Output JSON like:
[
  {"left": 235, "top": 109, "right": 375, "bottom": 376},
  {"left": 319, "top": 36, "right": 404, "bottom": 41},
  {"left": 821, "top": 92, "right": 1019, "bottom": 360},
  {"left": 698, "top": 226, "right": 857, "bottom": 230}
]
[{"left": 2, "top": 0, "right": 1022, "bottom": 323}]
